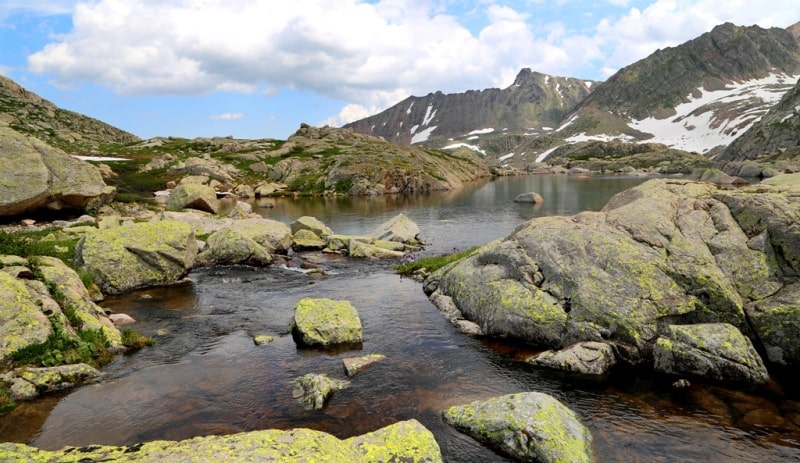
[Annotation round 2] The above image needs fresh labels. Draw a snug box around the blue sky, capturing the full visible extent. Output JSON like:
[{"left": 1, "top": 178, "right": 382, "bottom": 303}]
[{"left": 2, "top": 0, "right": 800, "bottom": 142}]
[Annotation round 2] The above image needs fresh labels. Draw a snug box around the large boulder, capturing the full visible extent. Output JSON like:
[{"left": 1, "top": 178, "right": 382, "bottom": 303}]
[
  {"left": 654, "top": 323, "right": 770, "bottom": 384},
  {"left": 0, "top": 419, "right": 443, "bottom": 462},
  {"left": 195, "top": 227, "right": 272, "bottom": 267},
  {"left": 227, "top": 218, "right": 293, "bottom": 254},
  {"left": 368, "top": 213, "right": 420, "bottom": 243},
  {"left": 0, "top": 126, "right": 112, "bottom": 216},
  {"left": 290, "top": 216, "right": 333, "bottom": 238},
  {"left": 745, "top": 283, "right": 800, "bottom": 365},
  {"left": 165, "top": 183, "right": 220, "bottom": 213},
  {"left": 75, "top": 220, "right": 198, "bottom": 295},
  {"left": 443, "top": 392, "right": 593, "bottom": 463},
  {"left": 289, "top": 298, "right": 363, "bottom": 347},
  {"left": 426, "top": 178, "right": 800, "bottom": 379},
  {"left": 0, "top": 270, "right": 51, "bottom": 363}
]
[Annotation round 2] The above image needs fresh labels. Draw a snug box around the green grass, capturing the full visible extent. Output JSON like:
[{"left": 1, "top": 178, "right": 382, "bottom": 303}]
[
  {"left": 394, "top": 246, "right": 479, "bottom": 276},
  {"left": 121, "top": 328, "right": 156, "bottom": 350},
  {"left": 0, "top": 384, "right": 14, "bottom": 413},
  {"left": 11, "top": 323, "right": 112, "bottom": 368},
  {"left": 0, "top": 230, "right": 79, "bottom": 264}
]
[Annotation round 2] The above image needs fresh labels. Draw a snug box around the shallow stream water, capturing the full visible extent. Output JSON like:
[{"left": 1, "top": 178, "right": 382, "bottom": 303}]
[{"left": 2, "top": 175, "right": 800, "bottom": 462}]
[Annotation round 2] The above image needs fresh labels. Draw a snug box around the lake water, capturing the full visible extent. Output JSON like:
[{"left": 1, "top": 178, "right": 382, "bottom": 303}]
[{"left": 3, "top": 175, "right": 800, "bottom": 462}]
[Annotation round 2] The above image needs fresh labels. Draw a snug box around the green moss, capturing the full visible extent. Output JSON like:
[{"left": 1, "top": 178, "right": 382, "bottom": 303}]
[
  {"left": 394, "top": 246, "right": 479, "bottom": 276},
  {"left": 120, "top": 328, "right": 155, "bottom": 350}
]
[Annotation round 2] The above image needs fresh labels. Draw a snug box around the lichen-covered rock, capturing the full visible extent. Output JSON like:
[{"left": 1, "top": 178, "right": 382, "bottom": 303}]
[
  {"left": 291, "top": 215, "right": 333, "bottom": 238},
  {"left": 0, "top": 419, "right": 443, "bottom": 462},
  {"left": 528, "top": 341, "right": 617, "bottom": 375},
  {"left": 75, "top": 220, "right": 198, "bottom": 295},
  {"left": 349, "top": 240, "right": 405, "bottom": 259},
  {"left": 15, "top": 363, "right": 101, "bottom": 395},
  {"left": 289, "top": 298, "right": 363, "bottom": 347},
  {"left": 368, "top": 213, "right": 420, "bottom": 243},
  {"left": 427, "top": 179, "right": 791, "bottom": 369},
  {"left": 165, "top": 183, "right": 220, "bottom": 213},
  {"left": 292, "top": 229, "right": 327, "bottom": 250},
  {"left": 195, "top": 227, "right": 272, "bottom": 267},
  {"left": 343, "top": 354, "right": 387, "bottom": 377},
  {"left": 34, "top": 256, "right": 123, "bottom": 348},
  {"left": 0, "top": 126, "right": 111, "bottom": 217},
  {"left": 653, "top": 323, "right": 769, "bottom": 384},
  {"left": 746, "top": 283, "right": 800, "bottom": 366},
  {"left": 293, "top": 373, "right": 349, "bottom": 410},
  {"left": 0, "top": 271, "right": 51, "bottom": 363},
  {"left": 443, "top": 392, "right": 593, "bottom": 463},
  {"left": 227, "top": 218, "right": 293, "bottom": 254}
]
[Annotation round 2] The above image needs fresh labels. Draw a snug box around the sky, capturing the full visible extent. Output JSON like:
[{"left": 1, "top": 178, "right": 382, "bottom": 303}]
[{"left": 1, "top": 1, "right": 800, "bottom": 142}]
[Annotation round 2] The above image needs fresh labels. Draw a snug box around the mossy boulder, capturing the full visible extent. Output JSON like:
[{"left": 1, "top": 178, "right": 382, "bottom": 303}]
[
  {"left": 0, "top": 270, "right": 51, "bottom": 363},
  {"left": 195, "top": 227, "right": 272, "bottom": 267},
  {"left": 165, "top": 183, "right": 220, "bottom": 213},
  {"left": 348, "top": 240, "right": 405, "bottom": 259},
  {"left": 289, "top": 298, "right": 363, "bottom": 347},
  {"left": 290, "top": 216, "right": 333, "bottom": 238},
  {"left": 653, "top": 323, "right": 769, "bottom": 384},
  {"left": 75, "top": 220, "right": 198, "bottom": 295},
  {"left": 427, "top": 179, "right": 796, "bottom": 378},
  {"left": 443, "top": 392, "right": 593, "bottom": 463},
  {"left": 0, "top": 126, "right": 111, "bottom": 217},
  {"left": 227, "top": 218, "right": 293, "bottom": 254},
  {"left": 0, "top": 420, "right": 443, "bottom": 462},
  {"left": 292, "top": 229, "right": 327, "bottom": 250}
]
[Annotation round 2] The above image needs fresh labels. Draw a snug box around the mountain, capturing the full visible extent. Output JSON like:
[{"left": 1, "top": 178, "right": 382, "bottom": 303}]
[
  {"left": 343, "top": 68, "right": 596, "bottom": 146},
  {"left": 716, "top": 76, "right": 800, "bottom": 162},
  {"left": 555, "top": 22, "right": 800, "bottom": 156},
  {"left": 345, "top": 22, "right": 800, "bottom": 168},
  {"left": 0, "top": 74, "right": 139, "bottom": 153}
]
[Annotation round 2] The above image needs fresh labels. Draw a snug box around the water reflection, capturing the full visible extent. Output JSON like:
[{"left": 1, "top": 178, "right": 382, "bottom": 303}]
[{"left": 2, "top": 175, "right": 799, "bottom": 462}]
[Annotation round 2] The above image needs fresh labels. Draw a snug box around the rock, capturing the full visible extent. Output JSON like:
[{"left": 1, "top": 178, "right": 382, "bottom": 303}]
[
  {"left": 0, "top": 271, "right": 51, "bottom": 363},
  {"left": 428, "top": 289, "right": 483, "bottom": 335},
  {"left": 343, "top": 354, "right": 387, "bottom": 377},
  {"left": 746, "top": 283, "right": 800, "bottom": 366},
  {"left": 75, "top": 220, "right": 198, "bottom": 295},
  {"left": 0, "top": 419, "right": 443, "bottom": 462},
  {"left": 690, "top": 167, "right": 748, "bottom": 185},
  {"left": 253, "top": 334, "right": 275, "bottom": 346},
  {"left": 35, "top": 256, "right": 123, "bottom": 348},
  {"left": 227, "top": 201, "right": 253, "bottom": 219},
  {"left": 514, "top": 192, "right": 544, "bottom": 204},
  {"left": 195, "top": 227, "right": 272, "bottom": 267},
  {"left": 325, "top": 234, "right": 371, "bottom": 253},
  {"left": 15, "top": 363, "right": 101, "bottom": 395},
  {"left": 348, "top": 240, "right": 405, "bottom": 259},
  {"left": 292, "top": 229, "right": 328, "bottom": 250},
  {"left": 292, "top": 373, "right": 349, "bottom": 410},
  {"left": 0, "top": 126, "right": 112, "bottom": 217},
  {"left": 653, "top": 323, "right": 769, "bottom": 384},
  {"left": 428, "top": 179, "right": 791, "bottom": 370},
  {"left": 160, "top": 210, "right": 232, "bottom": 235},
  {"left": 368, "top": 213, "right": 420, "bottom": 243},
  {"left": 165, "top": 183, "right": 221, "bottom": 213},
  {"left": 108, "top": 313, "right": 136, "bottom": 326},
  {"left": 443, "top": 392, "right": 593, "bottom": 463},
  {"left": 227, "top": 218, "right": 293, "bottom": 254},
  {"left": 528, "top": 341, "right": 617, "bottom": 375},
  {"left": 291, "top": 216, "right": 333, "bottom": 238},
  {"left": 289, "top": 298, "right": 363, "bottom": 347},
  {"left": 167, "top": 156, "right": 237, "bottom": 184}
]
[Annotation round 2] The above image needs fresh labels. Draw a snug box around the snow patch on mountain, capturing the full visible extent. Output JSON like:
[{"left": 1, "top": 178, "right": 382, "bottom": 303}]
[
  {"left": 442, "top": 142, "right": 488, "bottom": 156},
  {"left": 629, "top": 72, "right": 800, "bottom": 153},
  {"left": 411, "top": 125, "right": 437, "bottom": 144}
]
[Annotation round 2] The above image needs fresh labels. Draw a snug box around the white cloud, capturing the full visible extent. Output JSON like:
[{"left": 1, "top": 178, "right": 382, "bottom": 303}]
[
  {"left": 210, "top": 112, "right": 243, "bottom": 120},
  {"left": 22, "top": 0, "right": 800, "bottom": 125}
]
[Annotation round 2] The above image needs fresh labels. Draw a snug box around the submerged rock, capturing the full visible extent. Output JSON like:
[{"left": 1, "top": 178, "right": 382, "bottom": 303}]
[
  {"left": 289, "top": 298, "right": 363, "bottom": 347},
  {"left": 0, "top": 419, "right": 443, "bottom": 462},
  {"left": 443, "top": 392, "right": 593, "bottom": 463},
  {"left": 343, "top": 354, "right": 387, "bottom": 377},
  {"left": 293, "top": 373, "right": 349, "bottom": 410}
]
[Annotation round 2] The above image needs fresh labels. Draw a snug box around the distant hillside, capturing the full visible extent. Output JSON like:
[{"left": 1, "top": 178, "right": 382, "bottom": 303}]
[
  {"left": 0, "top": 74, "right": 139, "bottom": 153},
  {"left": 716, "top": 76, "right": 800, "bottom": 162},
  {"left": 553, "top": 22, "right": 800, "bottom": 156},
  {"left": 344, "top": 68, "right": 596, "bottom": 146}
]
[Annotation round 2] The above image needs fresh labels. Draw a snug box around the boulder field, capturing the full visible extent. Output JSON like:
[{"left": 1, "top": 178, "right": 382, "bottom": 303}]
[{"left": 425, "top": 174, "right": 800, "bottom": 384}]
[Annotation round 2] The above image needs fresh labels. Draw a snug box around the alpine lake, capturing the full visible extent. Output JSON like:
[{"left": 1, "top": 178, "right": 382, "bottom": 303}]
[{"left": 3, "top": 174, "right": 800, "bottom": 462}]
